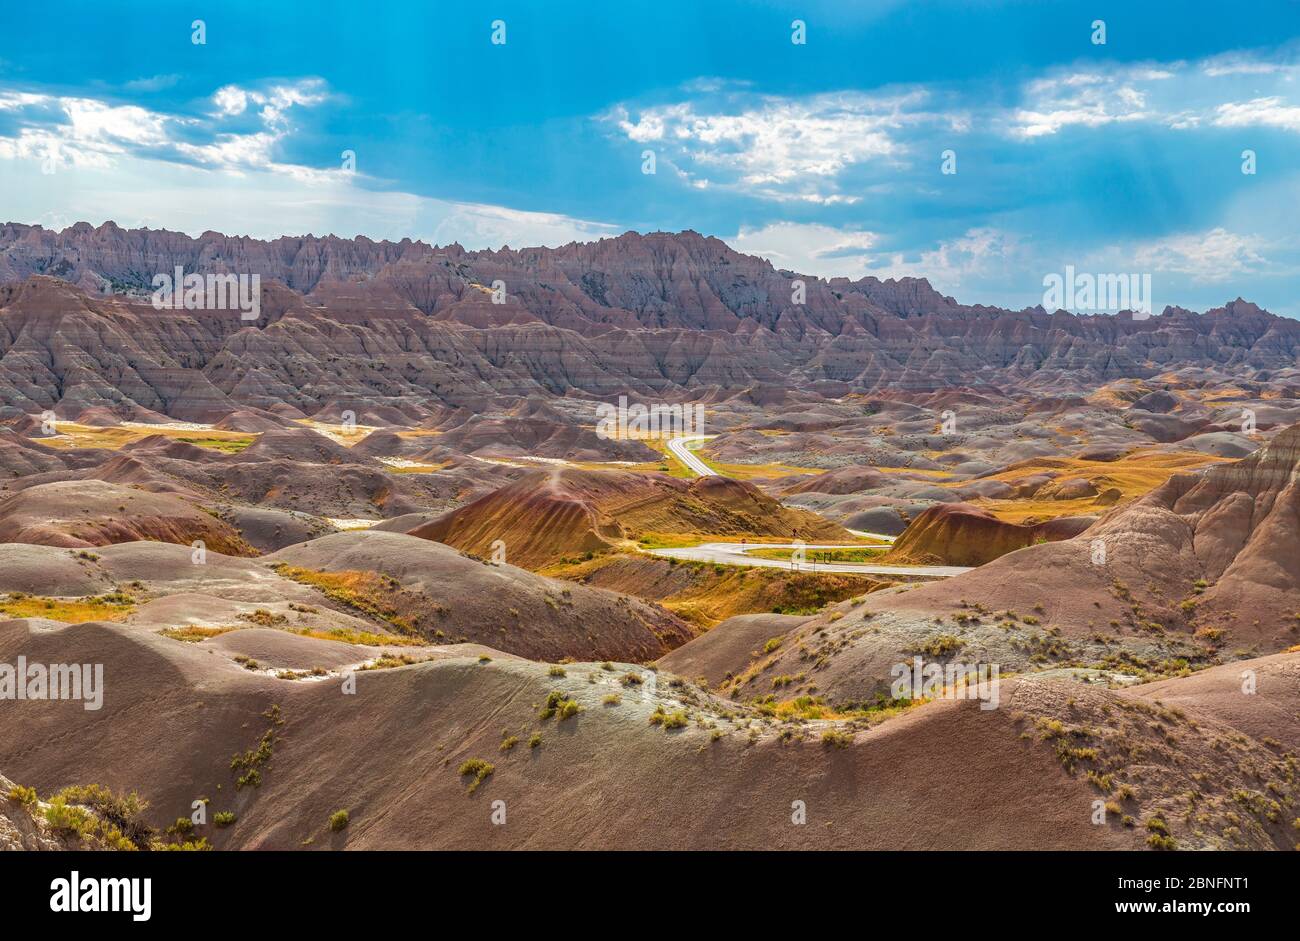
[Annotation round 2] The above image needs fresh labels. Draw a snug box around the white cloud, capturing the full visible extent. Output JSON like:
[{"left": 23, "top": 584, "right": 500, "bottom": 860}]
[
  {"left": 0, "top": 91, "right": 49, "bottom": 110},
  {"left": 426, "top": 201, "right": 618, "bottom": 248},
  {"left": 1131, "top": 227, "right": 1267, "bottom": 281},
  {"left": 862, "top": 228, "right": 1015, "bottom": 290},
  {"left": 0, "top": 92, "right": 175, "bottom": 167},
  {"left": 609, "top": 89, "right": 949, "bottom": 203},
  {"left": 728, "top": 222, "right": 1012, "bottom": 291},
  {"left": 0, "top": 81, "right": 617, "bottom": 252},
  {"left": 210, "top": 80, "right": 326, "bottom": 125},
  {"left": 1213, "top": 96, "right": 1300, "bottom": 133},
  {"left": 61, "top": 98, "right": 171, "bottom": 147},
  {"left": 1202, "top": 54, "right": 1288, "bottom": 78},
  {"left": 1010, "top": 53, "right": 1300, "bottom": 138},
  {"left": 1011, "top": 68, "right": 1163, "bottom": 138},
  {"left": 0, "top": 78, "right": 337, "bottom": 179},
  {"left": 730, "top": 222, "right": 880, "bottom": 275},
  {"left": 212, "top": 85, "right": 249, "bottom": 116}
]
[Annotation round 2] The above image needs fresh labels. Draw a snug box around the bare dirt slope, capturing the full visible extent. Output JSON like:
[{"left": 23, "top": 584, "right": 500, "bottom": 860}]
[
  {"left": 0, "top": 534, "right": 693, "bottom": 664},
  {"left": 657, "top": 612, "right": 811, "bottom": 687},
  {"left": 741, "top": 423, "right": 1300, "bottom": 709},
  {"left": 1, "top": 614, "right": 1293, "bottom": 850},
  {"left": 886, "top": 502, "right": 1093, "bottom": 566},
  {"left": 265, "top": 530, "right": 695, "bottom": 661},
  {"left": 0, "top": 479, "right": 254, "bottom": 555}
]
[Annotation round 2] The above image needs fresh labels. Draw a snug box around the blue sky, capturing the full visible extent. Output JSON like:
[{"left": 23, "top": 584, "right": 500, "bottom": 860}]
[{"left": 2, "top": 0, "right": 1299, "bottom": 313}]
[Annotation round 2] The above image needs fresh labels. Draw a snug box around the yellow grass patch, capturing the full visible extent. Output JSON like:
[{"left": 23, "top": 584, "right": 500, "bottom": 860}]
[
  {"left": 746, "top": 546, "right": 887, "bottom": 563},
  {"left": 159, "top": 621, "right": 423, "bottom": 648},
  {"left": 159, "top": 626, "right": 236, "bottom": 642},
  {"left": 293, "top": 627, "right": 426, "bottom": 647},
  {"left": 175, "top": 436, "right": 254, "bottom": 453},
  {"left": 631, "top": 532, "right": 707, "bottom": 550},
  {"left": 770, "top": 695, "right": 922, "bottom": 724},
  {"left": 966, "top": 449, "right": 1227, "bottom": 523},
  {"left": 566, "top": 460, "right": 676, "bottom": 475},
  {"left": 294, "top": 419, "right": 376, "bottom": 446},
  {"left": 270, "top": 565, "right": 417, "bottom": 634},
  {"left": 34, "top": 423, "right": 255, "bottom": 452},
  {"left": 555, "top": 552, "right": 881, "bottom": 628},
  {"left": 387, "top": 462, "right": 451, "bottom": 474},
  {"left": 0, "top": 592, "right": 134, "bottom": 623},
  {"left": 630, "top": 533, "right": 836, "bottom": 551},
  {"left": 704, "top": 459, "right": 823, "bottom": 481}
]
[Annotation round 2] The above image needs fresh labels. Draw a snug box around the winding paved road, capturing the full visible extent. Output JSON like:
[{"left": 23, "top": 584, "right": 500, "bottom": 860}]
[
  {"left": 665, "top": 434, "right": 717, "bottom": 476},
  {"left": 657, "top": 436, "right": 969, "bottom": 579}
]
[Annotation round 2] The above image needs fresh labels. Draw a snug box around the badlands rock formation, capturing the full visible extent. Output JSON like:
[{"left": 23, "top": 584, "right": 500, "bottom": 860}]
[{"left": 3, "top": 223, "right": 1300, "bottom": 423}]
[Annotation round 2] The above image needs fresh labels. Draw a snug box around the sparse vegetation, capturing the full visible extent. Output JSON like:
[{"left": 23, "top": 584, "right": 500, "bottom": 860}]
[
  {"left": 39, "top": 784, "right": 154, "bottom": 850},
  {"left": 649, "top": 707, "right": 688, "bottom": 730},
  {"left": 7, "top": 784, "right": 38, "bottom": 805},
  {"left": 159, "top": 625, "right": 235, "bottom": 642},
  {"left": 270, "top": 564, "right": 418, "bottom": 635},
  {"left": 458, "top": 759, "right": 494, "bottom": 792},
  {"left": 821, "top": 729, "right": 853, "bottom": 748},
  {"left": 230, "top": 706, "right": 283, "bottom": 790},
  {"left": 0, "top": 591, "right": 135, "bottom": 623},
  {"left": 909, "top": 634, "right": 966, "bottom": 658}
]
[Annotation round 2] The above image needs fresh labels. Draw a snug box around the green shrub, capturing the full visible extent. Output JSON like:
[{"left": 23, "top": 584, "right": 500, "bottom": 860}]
[
  {"left": 911, "top": 635, "right": 965, "bottom": 657},
  {"left": 49, "top": 784, "right": 153, "bottom": 849},
  {"left": 458, "top": 759, "right": 495, "bottom": 792},
  {"left": 6, "top": 784, "right": 37, "bottom": 806},
  {"left": 821, "top": 729, "right": 852, "bottom": 749},
  {"left": 538, "top": 690, "right": 564, "bottom": 719},
  {"left": 558, "top": 699, "right": 583, "bottom": 720},
  {"left": 329, "top": 810, "right": 349, "bottom": 832},
  {"left": 650, "top": 707, "right": 688, "bottom": 730},
  {"left": 151, "top": 837, "right": 211, "bottom": 851},
  {"left": 43, "top": 798, "right": 93, "bottom": 838}
]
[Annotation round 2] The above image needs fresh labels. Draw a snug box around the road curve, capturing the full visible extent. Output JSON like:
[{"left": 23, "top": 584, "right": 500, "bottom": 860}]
[
  {"left": 658, "top": 439, "right": 966, "bottom": 577},
  {"left": 646, "top": 541, "right": 972, "bottom": 578},
  {"left": 666, "top": 434, "right": 717, "bottom": 477}
]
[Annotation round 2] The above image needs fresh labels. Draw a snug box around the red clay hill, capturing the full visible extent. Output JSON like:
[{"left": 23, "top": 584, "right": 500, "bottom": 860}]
[{"left": 410, "top": 466, "right": 851, "bottom": 569}]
